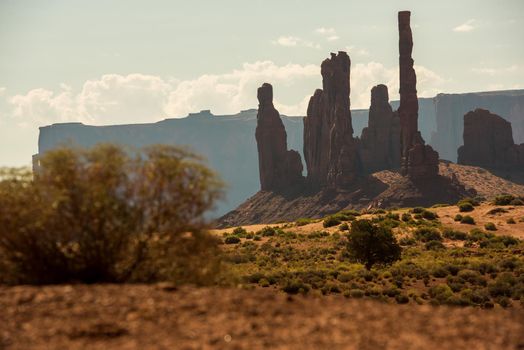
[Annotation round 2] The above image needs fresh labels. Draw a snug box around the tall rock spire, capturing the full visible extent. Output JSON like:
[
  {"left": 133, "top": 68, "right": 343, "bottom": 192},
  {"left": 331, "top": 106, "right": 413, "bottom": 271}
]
[
  {"left": 397, "top": 11, "right": 439, "bottom": 179},
  {"left": 255, "top": 83, "right": 303, "bottom": 192},
  {"left": 303, "top": 51, "right": 359, "bottom": 188}
]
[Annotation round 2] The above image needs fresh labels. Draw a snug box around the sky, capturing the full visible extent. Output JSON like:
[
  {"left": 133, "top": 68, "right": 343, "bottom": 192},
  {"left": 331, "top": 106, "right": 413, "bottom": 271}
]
[{"left": 0, "top": 0, "right": 523, "bottom": 166}]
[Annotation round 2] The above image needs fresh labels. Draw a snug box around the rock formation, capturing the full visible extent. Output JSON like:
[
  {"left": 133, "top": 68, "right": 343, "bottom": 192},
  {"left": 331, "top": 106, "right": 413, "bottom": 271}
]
[
  {"left": 397, "top": 11, "right": 439, "bottom": 179},
  {"left": 255, "top": 83, "right": 304, "bottom": 191},
  {"left": 359, "top": 84, "right": 401, "bottom": 173},
  {"left": 303, "top": 51, "right": 359, "bottom": 189},
  {"left": 431, "top": 91, "right": 524, "bottom": 162},
  {"left": 457, "top": 108, "right": 524, "bottom": 170}
]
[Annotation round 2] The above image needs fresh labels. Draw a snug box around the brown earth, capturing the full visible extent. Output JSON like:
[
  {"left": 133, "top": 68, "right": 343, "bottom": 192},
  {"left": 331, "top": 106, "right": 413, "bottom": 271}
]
[{"left": 2, "top": 284, "right": 523, "bottom": 350}]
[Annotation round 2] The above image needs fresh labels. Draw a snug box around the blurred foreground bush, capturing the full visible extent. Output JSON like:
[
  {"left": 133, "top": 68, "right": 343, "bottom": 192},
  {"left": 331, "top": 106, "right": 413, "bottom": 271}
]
[{"left": 0, "top": 144, "right": 224, "bottom": 285}]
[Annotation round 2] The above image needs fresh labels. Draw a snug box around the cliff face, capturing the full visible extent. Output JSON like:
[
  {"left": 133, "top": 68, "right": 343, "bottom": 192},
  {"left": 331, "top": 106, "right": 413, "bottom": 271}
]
[
  {"left": 457, "top": 108, "right": 524, "bottom": 170},
  {"left": 397, "top": 11, "right": 439, "bottom": 179},
  {"left": 431, "top": 91, "right": 524, "bottom": 162},
  {"left": 359, "top": 84, "right": 401, "bottom": 173},
  {"left": 255, "top": 83, "right": 303, "bottom": 191},
  {"left": 303, "top": 52, "right": 359, "bottom": 189}
]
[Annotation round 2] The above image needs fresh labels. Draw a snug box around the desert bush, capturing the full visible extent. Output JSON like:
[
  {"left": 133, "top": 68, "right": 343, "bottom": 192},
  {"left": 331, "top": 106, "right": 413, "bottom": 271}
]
[
  {"left": 458, "top": 197, "right": 480, "bottom": 207},
  {"left": 349, "top": 289, "right": 365, "bottom": 298},
  {"left": 414, "top": 227, "right": 442, "bottom": 242},
  {"left": 429, "top": 284, "right": 453, "bottom": 304},
  {"left": 493, "top": 194, "right": 516, "bottom": 205},
  {"left": 258, "top": 226, "right": 277, "bottom": 237},
  {"left": 507, "top": 218, "right": 516, "bottom": 224},
  {"left": 411, "top": 207, "right": 425, "bottom": 214},
  {"left": 0, "top": 144, "right": 224, "bottom": 285},
  {"left": 346, "top": 220, "right": 401, "bottom": 270},
  {"left": 460, "top": 215, "right": 475, "bottom": 225},
  {"left": 454, "top": 214, "right": 463, "bottom": 222},
  {"left": 442, "top": 228, "right": 468, "bottom": 240},
  {"left": 458, "top": 202, "right": 474, "bottom": 212},
  {"left": 401, "top": 213, "right": 411, "bottom": 222},
  {"left": 224, "top": 236, "right": 241, "bottom": 244},
  {"left": 323, "top": 216, "right": 342, "bottom": 228},
  {"left": 295, "top": 218, "right": 313, "bottom": 226},
  {"left": 339, "top": 223, "right": 349, "bottom": 231},
  {"left": 484, "top": 222, "right": 497, "bottom": 231},
  {"left": 232, "top": 227, "right": 248, "bottom": 237}
]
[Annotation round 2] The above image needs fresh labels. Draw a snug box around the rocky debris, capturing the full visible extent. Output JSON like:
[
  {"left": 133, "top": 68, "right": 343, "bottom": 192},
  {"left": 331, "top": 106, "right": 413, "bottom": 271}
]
[
  {"left": 255, "top": 83, "right": 304, "bottom": 192},
  {"left": 304, "top": 51, "right": 359, "bottom": 189},
  {"left": 359, "top": 84, "right": 401, "bottom": 173},
  {"left": 457, "top": 108, "right": 524, "bottom": 170},
  {"left": 397, "top": 11, "right": 439, "bottom": 179}
]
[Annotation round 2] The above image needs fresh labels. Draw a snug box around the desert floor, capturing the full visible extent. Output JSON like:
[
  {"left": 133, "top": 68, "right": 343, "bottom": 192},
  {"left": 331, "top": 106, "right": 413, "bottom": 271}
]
[{"left": 2, "top": 284, "right": 523, "bottom": 350}]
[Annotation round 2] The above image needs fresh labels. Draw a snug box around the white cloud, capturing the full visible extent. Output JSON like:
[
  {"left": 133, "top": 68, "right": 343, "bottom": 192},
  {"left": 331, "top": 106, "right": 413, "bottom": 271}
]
[
  {"left": 453, "top": 19, "right": 476, "bottom": 32},
  {"left": 316, "top": 27, "right": 339, "bottom": 41},
  {"left": 0, "top": 61, "right": 446, "bottom": 132},
  {"left": 271, "top": 36, "right": 320, "bottom": 49}
]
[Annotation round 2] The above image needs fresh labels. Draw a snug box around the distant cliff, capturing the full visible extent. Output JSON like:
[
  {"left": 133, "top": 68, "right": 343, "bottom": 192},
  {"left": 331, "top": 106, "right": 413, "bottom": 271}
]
[
  {"left": 37, "top": 90, "right": 524, "bottom": 217},
  {"left": 431, "top": 90, "right": 524, "bottom": 162}
]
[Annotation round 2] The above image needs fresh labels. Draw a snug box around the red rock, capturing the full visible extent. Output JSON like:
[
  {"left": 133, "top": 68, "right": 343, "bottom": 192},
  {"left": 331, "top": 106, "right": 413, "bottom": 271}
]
[
  {"left": 397, "top": 11, "right": 439, "bottom": 179},
  {"left": 457, "top": 108, "right": 524, "bottom": 170},
  {"left": 359, "top": 84, "right": 401, "bottom": 172},
  {"left": 303, "top": 52, "right": 359, "bottom": 188},
  {"left": 255, "top": 83, "right": 304, "bottom": 192}
]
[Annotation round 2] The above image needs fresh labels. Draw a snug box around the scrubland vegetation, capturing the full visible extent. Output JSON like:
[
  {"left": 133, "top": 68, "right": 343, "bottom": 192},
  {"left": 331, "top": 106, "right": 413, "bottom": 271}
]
[
  {"left": 220, "top": 203, "right": 524, "bottom": 308},
  {"left": 0, "top": 144, "right": 224, "bottom": 285},
  {"left": 1, "top": 146, "right": 523, "bottom": 311}
]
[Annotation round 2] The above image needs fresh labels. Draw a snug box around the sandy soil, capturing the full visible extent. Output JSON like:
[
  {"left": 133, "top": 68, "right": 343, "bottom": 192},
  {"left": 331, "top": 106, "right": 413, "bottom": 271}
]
[{"left": 1, "top": 284, "right": 523, "bottom": 350}]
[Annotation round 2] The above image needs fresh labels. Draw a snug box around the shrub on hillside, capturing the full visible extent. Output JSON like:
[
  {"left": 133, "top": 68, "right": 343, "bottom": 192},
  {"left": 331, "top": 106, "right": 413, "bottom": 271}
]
[
  {"left": 346, "top": 219, "right": 401, "bottom": 270},
  {"left": 442, "top": 228, "right": 468, "bottom": 240},
  {"left": 323, "top": 216, "right": 342, "bottom": 228},
  {"left": 460, "top": 215, "right": 475, "bottom": 225},
  {"left": 414, "top": 227, "right": 442, "bottom": 242},
  {"left": 0, "top": 144, "right": 224, "bottom": 285},
  {"left": 458, "top": 202, "right": 474, "bottom": 212},
  {"left": 484, "top": 222, "right": 497, "bottom": 231},
  {"left": 493, "top": 194, "right": 516, "bottom": 205}
]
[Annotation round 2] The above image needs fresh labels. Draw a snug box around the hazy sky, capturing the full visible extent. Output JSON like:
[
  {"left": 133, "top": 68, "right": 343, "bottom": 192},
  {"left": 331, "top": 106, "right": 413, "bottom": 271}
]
[{"left": 1, "top": 0, "right": 523, "bottom": 166}]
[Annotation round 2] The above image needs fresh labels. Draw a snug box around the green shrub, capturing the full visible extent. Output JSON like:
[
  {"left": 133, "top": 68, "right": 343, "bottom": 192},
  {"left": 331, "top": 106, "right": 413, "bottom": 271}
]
[
  {"left": 258, "top": 226, "right": 277, "bottom": 237},
  {"left": 281, "top": 279, "right": 310, "bottom": 294},
  {"left": 454, "top": 214, "right": 463, "bottom": 222},
  {"left": 507, "top": 218, "right": 516, "bottom": 224},
  {"left": 458, "top": 197, "right": 480, "bottom": 207},
  {"left": 349, "top": 289, "right": 365, "bottom": 298},
  {"left": 442, "top": 228, "right": 468, "bottom": 240},
  {"left": 414, "top": 227, "right": 442, "bottom": 242},
  {"left": 224, "top": 236, "right": 241, "bottom": 244},
  {"left": 395, "top": 294, "right": 410, "bottom": 304},
  {"left": 484, "top": 222, "right": 497, "bottom": 231},
  {"left": 339, "top": 223, "right": 349, "bottom": 231},
  {"left": 460, "top": 215, "right": 475, "bottom": 225},
  {"left": 346, "top": 220, "right": 401, "bottom": 270},
  {"left": 510, "top": 198, "right": 524, "bottom": 206},
  {"left": 401, "top": 213, "right": 411, "bottom": 222},
  {"left": 458, "top": 202, "right": 474, "bottom": 212},
  {"left": 232, "top": 227, "right": 248, "bottom": 237},
  {"left": 411, "top": 207, "right": 425, "bottom": 214},
  {"left": 0, "top": 144, "right": 224, "bottom": 285},
  {"left": 295, "top": 218, "right": 313, "bottom": 226},
  {"left": 493, "top": 194, "right": 515, "bottom": 205},
  {"left": 422, "top": 210, "right": 439, "bottom": 220},
  {"left": 429, "top": 284, "right": 453, "bottom": 304},
  {"left": 323, "top": 216, "right": 341, "bottom": 228},
  {"left": 399, "top": 237, "right": 416, "bottom": 246}
]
